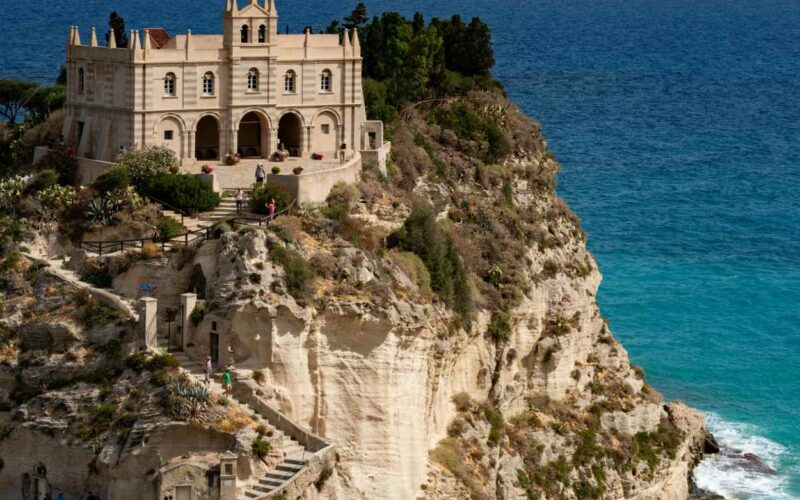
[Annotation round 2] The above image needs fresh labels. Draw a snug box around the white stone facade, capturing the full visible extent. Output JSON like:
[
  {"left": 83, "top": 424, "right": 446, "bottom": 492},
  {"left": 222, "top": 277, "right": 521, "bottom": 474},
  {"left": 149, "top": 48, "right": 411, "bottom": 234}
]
[{"left": 63, "top": 0, "right": 369, "bottom": 165}]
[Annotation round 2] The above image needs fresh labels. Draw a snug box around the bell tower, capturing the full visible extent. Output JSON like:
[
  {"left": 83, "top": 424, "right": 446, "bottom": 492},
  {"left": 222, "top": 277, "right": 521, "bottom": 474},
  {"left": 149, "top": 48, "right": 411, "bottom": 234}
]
[{"left": 223, "top": 0, "right": 275, "bottom": 51}]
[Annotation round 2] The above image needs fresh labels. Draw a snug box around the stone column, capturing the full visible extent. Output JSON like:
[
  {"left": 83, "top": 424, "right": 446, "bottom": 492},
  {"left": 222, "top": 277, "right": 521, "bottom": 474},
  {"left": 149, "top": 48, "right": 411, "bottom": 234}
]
[
  {"left": 140, "top": 298, "right": 158, "bottom": 350},
  {"left": 180, "top": 293, "right": 197, "bottom": 352},
  {"left": 187, "top": 130, "right": 196, "bottom": 161},
  {"left": 219, "top": 451, "right": 238, "bottom": 500},
  {"left": 270, "top": 129, "right": 279, "bottom": 155},
  {"left": 298, "top": 126, "right": 306, "bottom": 158},
  {"left": 336, "top": 124, "right": 345, "bottom": 159},
  {"left": 305, "top": 125, "right": 313, "bottom": 157},
  {"left": 230, "top": 129, "right": 239, "bottom": 156}
]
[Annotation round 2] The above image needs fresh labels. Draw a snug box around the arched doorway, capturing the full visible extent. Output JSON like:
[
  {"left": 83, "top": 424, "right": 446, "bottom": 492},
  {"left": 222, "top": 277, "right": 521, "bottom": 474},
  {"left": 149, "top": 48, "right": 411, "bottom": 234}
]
[
  {"left": 237, "top": 112, "right": 269, "bottom": 158},
  {"left": 278, "top": 113, "right": 302, "bottom": 157},
  {"left": 312, "top": 111, "right": 338, "bottom": 156},
  {"left": 155, "top": 116, "right": 184, "bottom": 159},
  {"left": 195, "top": 116, "right": 221, "bottom": 160}
]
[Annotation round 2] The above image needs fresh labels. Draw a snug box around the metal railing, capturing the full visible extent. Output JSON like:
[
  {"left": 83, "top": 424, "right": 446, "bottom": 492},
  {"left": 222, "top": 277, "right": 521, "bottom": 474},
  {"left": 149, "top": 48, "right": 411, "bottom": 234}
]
[
  {"left": 79, "top": 200, "right": 296, "bottom": 256},
  {"left": 80, "top": 226, "right": 212, "bottom": 256}
]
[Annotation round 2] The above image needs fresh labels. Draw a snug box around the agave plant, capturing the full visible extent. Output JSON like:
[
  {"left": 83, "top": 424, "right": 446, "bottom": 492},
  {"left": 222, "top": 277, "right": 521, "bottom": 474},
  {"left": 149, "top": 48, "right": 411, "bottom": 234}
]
[
  {"left": 85, "top": 197, "right": 115, "bottom": 224},
  {"left": 167, "top": 377, "right": 210, "bottom": 421}
]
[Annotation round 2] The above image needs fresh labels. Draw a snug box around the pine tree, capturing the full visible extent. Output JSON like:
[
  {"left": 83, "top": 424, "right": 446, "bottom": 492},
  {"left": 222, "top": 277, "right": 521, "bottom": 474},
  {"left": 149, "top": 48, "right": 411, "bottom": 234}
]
[{"left": 105, "top": 12, "right": 128, "bottom": 48}]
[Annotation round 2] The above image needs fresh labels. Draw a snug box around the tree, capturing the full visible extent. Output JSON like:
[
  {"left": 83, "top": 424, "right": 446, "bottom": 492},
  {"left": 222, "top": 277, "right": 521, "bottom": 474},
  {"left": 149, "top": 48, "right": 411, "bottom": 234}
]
[
  {"left": 0, "top": 80, "right": 37, "bottom": 124},
  {"left": 106, "top": 12, "right": 128, "bottom": 48},
  {"left": 343, "top": 3, "right": 368, "bottom": 31}
]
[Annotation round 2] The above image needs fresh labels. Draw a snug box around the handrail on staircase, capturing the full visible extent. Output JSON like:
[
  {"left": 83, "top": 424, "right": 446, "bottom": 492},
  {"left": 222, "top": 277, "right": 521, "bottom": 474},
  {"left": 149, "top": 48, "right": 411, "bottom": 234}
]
[
  {"left": 144, "top": 194, "right": 189, "bottom": 226},
  {"left": 80, "top": 199, "right": 296, "bottom": 256}
]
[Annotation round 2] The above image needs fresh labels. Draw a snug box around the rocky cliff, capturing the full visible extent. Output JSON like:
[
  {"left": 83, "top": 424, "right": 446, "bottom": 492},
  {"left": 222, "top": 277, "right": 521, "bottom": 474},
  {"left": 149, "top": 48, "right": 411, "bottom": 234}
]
[
  {"left": 0, "top": 89, "right": 712, "bottom": 499},
  {"left": 158, "top": 90, "right": 710, "bottom": 498}
]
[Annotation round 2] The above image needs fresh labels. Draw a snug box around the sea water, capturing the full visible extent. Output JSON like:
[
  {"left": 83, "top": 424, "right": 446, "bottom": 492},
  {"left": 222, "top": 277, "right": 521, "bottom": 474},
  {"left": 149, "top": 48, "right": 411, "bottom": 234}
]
[{"left": 2, "top": 0, "right": 798, "bottom": 497}]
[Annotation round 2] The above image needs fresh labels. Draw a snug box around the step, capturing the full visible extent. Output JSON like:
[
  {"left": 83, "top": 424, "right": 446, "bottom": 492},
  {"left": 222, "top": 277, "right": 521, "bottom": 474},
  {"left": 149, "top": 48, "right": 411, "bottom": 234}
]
[
  {"left": 283, "top": 444, "right": 304, "bottom": 456},
  {"left": 276, "top": 463, "right": 305, "bottom": 474},
  {"left": 264, "top": 470, "right": 296, "bottom": 481},
  {"left": 254, "top": 483, "right": 278, "bottom": 493},
  {"left": 284, "top": 458, "right": 307, "bottom": 466}
]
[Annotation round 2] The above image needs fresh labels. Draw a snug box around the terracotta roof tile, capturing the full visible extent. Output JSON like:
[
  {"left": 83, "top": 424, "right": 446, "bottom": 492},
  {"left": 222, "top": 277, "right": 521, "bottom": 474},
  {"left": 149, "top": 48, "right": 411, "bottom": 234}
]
[{"left": 146, "top": 28, "right": 170, "bottom": 48}]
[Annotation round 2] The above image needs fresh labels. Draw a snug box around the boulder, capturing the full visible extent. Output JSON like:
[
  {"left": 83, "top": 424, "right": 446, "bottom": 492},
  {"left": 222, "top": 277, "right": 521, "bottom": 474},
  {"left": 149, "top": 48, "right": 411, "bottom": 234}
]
[{"left": 19, "top": 322, "right": 79, "bottom": 352}]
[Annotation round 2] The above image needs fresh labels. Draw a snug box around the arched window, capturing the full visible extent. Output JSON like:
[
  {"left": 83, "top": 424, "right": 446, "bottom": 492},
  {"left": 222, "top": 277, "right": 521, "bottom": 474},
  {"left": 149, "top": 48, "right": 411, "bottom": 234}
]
[
  {"left": 164, "top": 72, "right": 176, "bottom": 96},
  {"left": 320, "top": 69, "right": 332, "bottom": 92},
  {"left": 258, "top": 25, "right": 266, "bottom": 43},
  {"left": 247, "top": 68, "right": 259, "bottom": 92},
  {"left": 240, "top": 25, "right": 249, "bottom": 43},
  {"left": 78, "top": 68, "right": 85, "bottom": 93},
  {"left": 202, "top": 72, "right": 214, "bottom": 96},
  {"left": 284, "top": 70, "right": 296, "bottom": 93}
]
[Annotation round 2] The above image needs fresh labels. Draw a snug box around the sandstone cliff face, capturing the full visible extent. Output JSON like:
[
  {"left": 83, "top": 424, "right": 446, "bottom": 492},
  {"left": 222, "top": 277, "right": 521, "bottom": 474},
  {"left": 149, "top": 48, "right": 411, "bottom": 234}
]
[{"left": 180, "top": 153, "right": 707, "bottom": 499}]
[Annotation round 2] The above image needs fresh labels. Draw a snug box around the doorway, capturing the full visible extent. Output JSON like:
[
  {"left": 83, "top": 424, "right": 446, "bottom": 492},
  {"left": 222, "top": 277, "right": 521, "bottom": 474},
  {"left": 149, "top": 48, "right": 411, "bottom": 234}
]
[
  {"left": 278, "top": 113, "right": 302, "bottom": 157},
  {"left": 237, "top": 112, "right": 268, "bottom": 158},
  {"left": 196, "top": 115, "right": 221, "bottom": 160},
  {"left": 209, "top": 332, "right": 219, "bottom": 364}
]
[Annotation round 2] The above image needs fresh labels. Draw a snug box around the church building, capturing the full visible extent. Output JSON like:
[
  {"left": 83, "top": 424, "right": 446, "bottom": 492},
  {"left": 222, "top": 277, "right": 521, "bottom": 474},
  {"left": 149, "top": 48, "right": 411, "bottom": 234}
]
[{"left": 62, "top": 0, "right": 370, "bottom": 165}]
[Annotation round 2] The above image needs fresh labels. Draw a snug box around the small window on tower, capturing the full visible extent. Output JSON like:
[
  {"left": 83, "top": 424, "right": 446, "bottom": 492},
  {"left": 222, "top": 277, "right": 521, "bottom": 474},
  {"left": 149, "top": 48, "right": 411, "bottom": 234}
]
[
  {"left": 320, "top": 69, "right": 332, "bottom": 92},
  {"left": 321, "top": 124, "right": 330, "bottom": 134},
  {"left": 258, "top": 25, "right": 266, "bottom": 43},
  {"left": 164, "top": 130, "right": 174, "bottom": 140},
  {"left": 241, "top": 25, "right": 249, "bottom": 43}
]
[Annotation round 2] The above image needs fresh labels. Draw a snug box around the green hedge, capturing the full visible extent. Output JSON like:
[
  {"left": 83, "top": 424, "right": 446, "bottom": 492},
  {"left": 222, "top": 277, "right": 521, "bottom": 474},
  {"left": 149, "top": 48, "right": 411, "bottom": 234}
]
[
  {"left": 142, "top": 174, "right": 220, "bottom": 214},
  {"left": 249, "top": 183, "right": 293, "bottom": 216},
  {"left": 93, "top": 167, "right": 130, "bottom": 195}
]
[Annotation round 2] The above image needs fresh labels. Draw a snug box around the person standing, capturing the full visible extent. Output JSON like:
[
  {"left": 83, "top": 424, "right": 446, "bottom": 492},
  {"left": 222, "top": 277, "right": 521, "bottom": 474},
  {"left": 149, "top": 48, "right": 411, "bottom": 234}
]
[
  {"left": 267, "top": 198, "right": 277, "bottom": 220},
  {"left": 204, "top": 356, "right": 213, "bottom": 384},
  {"left": 235, "top": 189, "right": 245, "bottom": 214},
  {"left": 255, "top": 162, "right": 265, "bottom": 185},
  {"left": 223, "top": 368, "right": 233, "bottom": 395}
]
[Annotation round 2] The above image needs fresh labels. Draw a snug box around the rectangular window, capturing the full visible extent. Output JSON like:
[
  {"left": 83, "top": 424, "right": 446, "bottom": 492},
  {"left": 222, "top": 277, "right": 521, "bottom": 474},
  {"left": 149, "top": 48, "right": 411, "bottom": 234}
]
[
  {"left": 321, "top": 124, "right": 330, "bottom": 134},
  {"left": 164, "top": 130, "right": 174, "bottom": 140}
]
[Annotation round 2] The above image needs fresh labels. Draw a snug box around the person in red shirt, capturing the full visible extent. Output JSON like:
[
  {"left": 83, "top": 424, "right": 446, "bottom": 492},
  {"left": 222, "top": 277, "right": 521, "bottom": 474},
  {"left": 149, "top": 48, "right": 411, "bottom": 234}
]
[{"left": 267, "top": 198, "right": 276, "bottom": 220}]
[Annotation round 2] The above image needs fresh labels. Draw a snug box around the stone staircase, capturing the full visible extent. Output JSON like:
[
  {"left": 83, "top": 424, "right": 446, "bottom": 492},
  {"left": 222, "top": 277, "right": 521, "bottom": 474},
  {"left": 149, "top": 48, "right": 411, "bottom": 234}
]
[
  {"left": 170, "top": 352, "right": 311, "bottom": 499},
  {"left": 39, "top": 256, "right": 139, "bottom": 321}
]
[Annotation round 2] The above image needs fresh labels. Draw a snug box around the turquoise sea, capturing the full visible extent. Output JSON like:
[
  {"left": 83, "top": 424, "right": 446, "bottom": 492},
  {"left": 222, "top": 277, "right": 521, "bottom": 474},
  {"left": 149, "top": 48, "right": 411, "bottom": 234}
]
[{"left": 2, "top": 0, "right": 799, "bottom": 497}]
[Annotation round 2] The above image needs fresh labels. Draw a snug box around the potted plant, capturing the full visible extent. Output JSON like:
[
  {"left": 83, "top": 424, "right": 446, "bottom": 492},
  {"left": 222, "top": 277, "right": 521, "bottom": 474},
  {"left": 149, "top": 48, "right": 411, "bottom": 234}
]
[
  {"left": 311, "top": 153, "right": 323, "bottom": 160},
  {"left": 271, "top": 166, "right": 281, "bottom": 175},
  {"left": 292, "top": 166, "right": 304, "bottom": 175},
  {"left": 223, "top": 151, "right": 240, "bottom": 165},
  {"left": 201, "top": 165, "right": 214, "bottom": 174},
  {"left": 275, "top": 143, "right": 289, "bottom": 162}
]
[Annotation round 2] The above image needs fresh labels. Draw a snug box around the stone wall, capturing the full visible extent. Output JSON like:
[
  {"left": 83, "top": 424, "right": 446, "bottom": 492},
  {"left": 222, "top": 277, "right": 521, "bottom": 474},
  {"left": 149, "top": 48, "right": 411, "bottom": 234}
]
[
  {"left": 266, "top": 153, "right": 361, "bottom": 204},
  {"left": 33, "top": 147, "right": 116, "bottom": 186}
]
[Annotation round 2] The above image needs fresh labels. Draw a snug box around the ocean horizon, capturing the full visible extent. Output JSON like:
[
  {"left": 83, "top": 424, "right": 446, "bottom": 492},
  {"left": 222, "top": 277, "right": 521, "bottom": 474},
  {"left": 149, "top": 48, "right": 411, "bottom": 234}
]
[{"left": 3, "top": 0, "right": 799, "bottom": 497}]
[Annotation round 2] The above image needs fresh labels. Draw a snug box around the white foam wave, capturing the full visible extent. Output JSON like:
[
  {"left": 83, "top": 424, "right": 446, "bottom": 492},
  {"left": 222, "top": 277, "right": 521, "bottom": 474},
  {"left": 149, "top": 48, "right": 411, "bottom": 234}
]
[{"left": 694, "top": 412, "right": 792, "bottom": 499}]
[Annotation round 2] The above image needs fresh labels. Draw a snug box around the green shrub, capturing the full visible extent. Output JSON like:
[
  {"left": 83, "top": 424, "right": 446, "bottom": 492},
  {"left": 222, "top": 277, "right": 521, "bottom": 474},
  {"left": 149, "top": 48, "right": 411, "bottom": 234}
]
[
  {"left": 83, "top": 299, "right": 120, "bottom": 328},
  {"left": 145, "top": 353, "right": 179, "bottom": 372},
  {"left": 481, "top": 403, "right": 504, "bottom": 445},
  {"left": 34, "top": 150, "right": 78, "bottom": 186},
  {"left": 387, "top": 203, "right": 471, "bottom": 321},
  {"left": 156, "top": 217, "right": 184, "bottom": 243},
  {"left": 249, "top": 183, "right": 293, "bottom": 215},
  {"left": 190, "top": 303, "right": 206, "bottom": 325},
  {"left": 82, "top": 263, "right": 113, "bottom": 289},
  {"left": 125, "top": 352, "right": 147, "bottom": 372},
  {"left": 251, "top": 435, "right": 271, "bottom": 460},
  {"left": 432, "top": 102, "right": 510, "bottom": 164},
  {"left": 487, "top": 310, "right": 512, "bottom": 342},
  {"left": 93, "top": 167, "right": 130, "bottom": 195},
  {"left": 118, "top": 146, "right": 179, "bottom": 189},
  {"left": 325, "top": 181, "right": 360, "bottom": 221},
  {"left": 0, "top": 216, "right": 23, "bottom": 257},
  {"left": 142, "top": 174, "right": 220, "bottom": 214},
  {"left": 268, "top": 242, "right": 315, "bottom": 296},
  {"left": 23, "top": 169, "right": 58, "bottom": 195}
]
